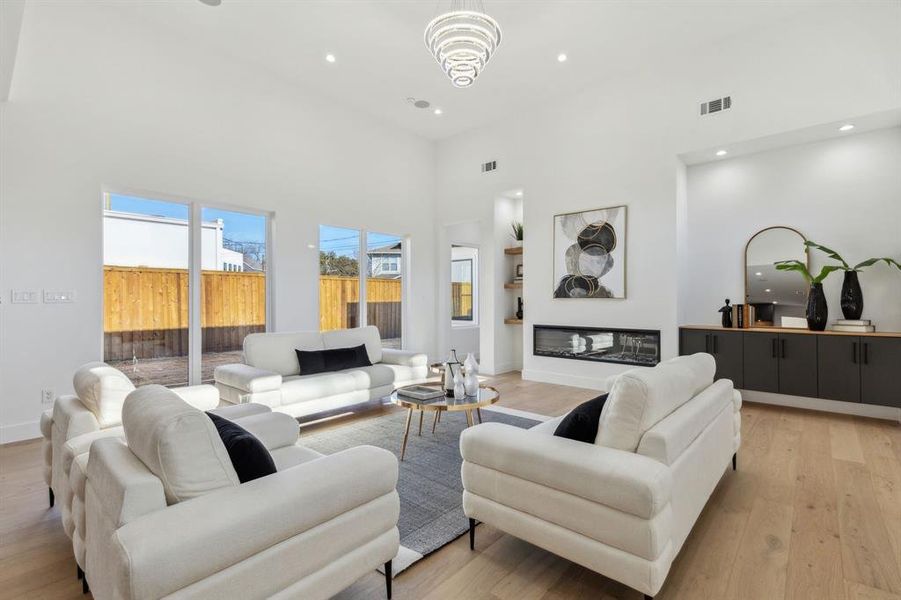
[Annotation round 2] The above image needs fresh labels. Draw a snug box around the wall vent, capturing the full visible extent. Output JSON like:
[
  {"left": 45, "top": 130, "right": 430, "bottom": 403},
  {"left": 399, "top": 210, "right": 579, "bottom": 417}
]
[
  {"left": 700, "top": 96, "right": 732, "bottom": 116},
  {"left": 481, "top": 160, "right": 497, "bottom": 173}
]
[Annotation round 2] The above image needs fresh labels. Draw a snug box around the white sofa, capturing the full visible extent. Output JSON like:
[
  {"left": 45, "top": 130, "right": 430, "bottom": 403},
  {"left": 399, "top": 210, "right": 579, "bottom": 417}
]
[
  {"left": 460, "top": 353, "right": 741, "bottom": 599},
  {"left": 85, "top": 385, "right": 400, "bottom": 599},
  {"left": 214, "top": 326, "right": 429, "bottom": 418}
]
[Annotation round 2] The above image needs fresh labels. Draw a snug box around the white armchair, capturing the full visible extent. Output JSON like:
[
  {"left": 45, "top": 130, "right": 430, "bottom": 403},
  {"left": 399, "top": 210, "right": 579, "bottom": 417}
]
[
  {"left": 460, "top": 354, "right": 740, "bottom": 599},
  {"left": 84, "top": 385, "right": 400, "bottom": 599}
]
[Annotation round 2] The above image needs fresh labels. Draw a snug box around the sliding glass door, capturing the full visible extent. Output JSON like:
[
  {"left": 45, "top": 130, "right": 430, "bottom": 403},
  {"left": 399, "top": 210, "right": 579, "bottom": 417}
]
[{"left": 102, "top": 192, "right": 270, "bottom": 386}]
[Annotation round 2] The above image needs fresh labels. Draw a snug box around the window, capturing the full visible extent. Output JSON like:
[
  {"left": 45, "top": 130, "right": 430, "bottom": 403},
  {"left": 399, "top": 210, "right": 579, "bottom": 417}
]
[
  {"left": 319, "top": 226, "right": 405, "bottom": 348},
  {"left": 103, "top": 192, "right": 270, "bottom": 387},
  {"left": 451, "top": 246, "right": 478, "bottom": 325}
]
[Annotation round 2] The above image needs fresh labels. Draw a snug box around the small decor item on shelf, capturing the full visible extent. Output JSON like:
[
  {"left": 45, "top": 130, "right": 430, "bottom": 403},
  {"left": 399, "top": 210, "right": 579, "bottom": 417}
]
[
  {"left": 511, "top": 221, "right": 523, "bottom": 247},
  {"left": 515, "top": 263, "right": 523, "bottom": 279},
  {"left": 735, "top": 303, "right": 745, "bottom": 329},
  {"left": 719, "top": 299, "right": 733, "bottom": 328},
  {"left": 831, "top": 319, "right": 875, "bottom": 333},
  {"left": 516, "top": 297, "right": 524, "bottom": 320},
  {"left": 453, "top": 369, "right": 466, "bottom": 399},
  {"left": 774, "top": 256, "right": 843, "bottom": 331},
  {"left": 803, "top": 241, "right": 901, "bottom": 321}
]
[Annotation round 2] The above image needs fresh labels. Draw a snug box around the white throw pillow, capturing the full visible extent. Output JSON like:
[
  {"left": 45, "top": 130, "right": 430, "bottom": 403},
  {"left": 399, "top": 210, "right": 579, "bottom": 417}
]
[
  {"left": 122, "top": 385, "right": 239, "bottom": 504},
  {"left": 596, "top": 353, "right": 715, "bottom": 451},
  {"left": 72, "top": 363, "right": 136, "bottom": 428},
  {"left": 322, "top": 325, "right": 383, "bottom": 364},
  {"left": 244, "top": 331, "right": 324, "bottom": 376}
]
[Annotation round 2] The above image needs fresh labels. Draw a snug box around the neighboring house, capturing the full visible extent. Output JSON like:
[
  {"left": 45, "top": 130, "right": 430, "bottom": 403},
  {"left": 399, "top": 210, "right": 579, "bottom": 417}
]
[
  {"left": 103, "top": 210, "right": 244, "bottom": 271},
  {"left": 367, "top": 242, "right": 402, "bottom": 278}
]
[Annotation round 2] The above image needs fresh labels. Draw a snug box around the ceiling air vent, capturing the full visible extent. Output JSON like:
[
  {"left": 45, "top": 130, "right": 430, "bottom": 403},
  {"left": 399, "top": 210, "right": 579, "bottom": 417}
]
[
  {"left": 481, "top": 160, "right": 497, "bottom": 173},
  {"left": 700, "top": 95, "right": 732, "bottom": 116}
]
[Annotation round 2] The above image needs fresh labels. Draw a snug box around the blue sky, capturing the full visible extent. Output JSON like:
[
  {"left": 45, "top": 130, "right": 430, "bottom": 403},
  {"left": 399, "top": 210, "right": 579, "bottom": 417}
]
[{"left": 109, "top": 193, "right": 266, "bottom": 243}]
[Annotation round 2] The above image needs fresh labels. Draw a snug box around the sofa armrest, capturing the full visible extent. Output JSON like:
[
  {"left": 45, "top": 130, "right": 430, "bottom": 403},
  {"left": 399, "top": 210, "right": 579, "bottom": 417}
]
[
  {"left": 170, "top": 384, "right": 220, "bottom": 411},
  {"left": 113, "top": 445, "right": 398, "bottom": 598},
  {"left": 229, "top": 412, "right": 299, "bottom": 451},
  {"left": 209, "top": 402, "right": 271, "bottom": 420},
  {"left": 380, "top": 348, "right": 428, "bottom": 368},
  {"left": 460, "top": 423, "right": 671, "bottom": 519},
  {"left": 213, "top": 364, "right": 282, "bottom": 393}
]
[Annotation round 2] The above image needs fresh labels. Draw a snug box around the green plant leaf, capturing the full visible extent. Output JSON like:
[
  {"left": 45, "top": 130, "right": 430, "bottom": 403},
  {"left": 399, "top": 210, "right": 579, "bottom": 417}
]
[
  {"left": 812, "top": 265, "right": 843, "bottom": 283},
  {"left": 804, "top": 241, "right": 849, "bottom": 269},
  {"left": 774, "top": 259, "right": 813, "bottom": 283},
  {"left": 853, "top": 257, "right": 901, "bottom": 271}
]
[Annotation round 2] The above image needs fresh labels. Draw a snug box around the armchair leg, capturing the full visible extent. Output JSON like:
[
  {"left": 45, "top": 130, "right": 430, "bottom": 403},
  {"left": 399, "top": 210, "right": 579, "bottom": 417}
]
[
  {"left": 49, "top": 488, "right": 54, "bottom": 508},
  {"left": 384, "top": 560, "right": 392, "bottom": 599},
  {"left": 82, "top": 577, "right": 90, "bottom": 594},
  {"left": 645, "top": 595, "right": 654, "bottom": 600},
  {"left": 732, "top": 452, "right": 737, "bottom": 471},
  {"left": 469, "top": 518, "right": 476, "bottom": 550},
  {"left": 77, "top": 565, "right": 83, "bottom": 580}
]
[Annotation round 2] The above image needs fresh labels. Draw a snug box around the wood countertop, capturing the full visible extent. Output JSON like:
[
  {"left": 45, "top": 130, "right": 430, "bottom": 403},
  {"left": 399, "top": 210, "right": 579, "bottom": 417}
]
[{"left": 680, "top": 324, "right": 901, "bottom": 338}]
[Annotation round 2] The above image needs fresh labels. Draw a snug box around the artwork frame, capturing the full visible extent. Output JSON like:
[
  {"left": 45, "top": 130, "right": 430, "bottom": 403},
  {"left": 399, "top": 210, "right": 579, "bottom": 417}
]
[{"left": 553, "top": 205, "right": 627, "bottom": 299}]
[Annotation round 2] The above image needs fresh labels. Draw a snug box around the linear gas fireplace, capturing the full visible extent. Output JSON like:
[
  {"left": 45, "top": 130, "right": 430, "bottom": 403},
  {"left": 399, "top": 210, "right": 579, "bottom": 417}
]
[{"left": 533, "top": 325, "right": 661, "bottom": 367}]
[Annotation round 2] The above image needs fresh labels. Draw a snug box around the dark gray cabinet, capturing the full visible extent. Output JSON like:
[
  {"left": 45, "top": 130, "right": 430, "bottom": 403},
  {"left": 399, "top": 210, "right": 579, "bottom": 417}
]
[
  {"left": 778, "top": 334, "right": 818, "bottom": 398},
  {"left": 679, "top": 329, "right": 743, "bottom": 387},
  {"left": 860, "top": 338, "right": 901, "bottom": 408},
  {"left": 818, "top": 336, "right": 861, "bottom": 403},
  {"left": 743, "top": 332, "right": 779, "bottom": 393}
]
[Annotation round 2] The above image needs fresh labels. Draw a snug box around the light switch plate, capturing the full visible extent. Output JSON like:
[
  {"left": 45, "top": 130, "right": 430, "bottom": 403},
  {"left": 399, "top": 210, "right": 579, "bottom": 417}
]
[{"left": 11, "top": 290, "right": 39, "bottom": 304}]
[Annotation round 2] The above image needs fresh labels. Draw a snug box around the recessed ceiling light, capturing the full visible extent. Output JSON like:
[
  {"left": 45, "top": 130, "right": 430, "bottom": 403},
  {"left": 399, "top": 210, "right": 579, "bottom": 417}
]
[
  {"left": 755, "top": 272, "right": 763, "bottom": 276},
  {"left": 325, "top": 53, "right": 336, "bottom": 63},
  {"left": 773, "top": 301, "right": 778, "bottom": 304},
  {"left": 839, "top": 124, "right": 854, "bottom": 132},
  {"left": 557, "top": 53, "right": 567, "bottom": 63},
  {"left": 197, "top": 0, "right": 221, "bottom": 5},
  {"left": 434, "top": 108, "right": 443, "bottom": 115},
  {"left": 765, "top": 288, "right": 772, "bottom": 293},
  {"left": 716, "top": 149, "right": 728, "bottom": 157}
]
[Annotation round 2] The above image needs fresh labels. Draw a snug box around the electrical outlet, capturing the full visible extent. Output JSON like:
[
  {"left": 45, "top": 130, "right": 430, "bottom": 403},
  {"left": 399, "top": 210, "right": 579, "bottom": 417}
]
[{"left": 41, "top": 389, "right": 54, "bottom": 406}]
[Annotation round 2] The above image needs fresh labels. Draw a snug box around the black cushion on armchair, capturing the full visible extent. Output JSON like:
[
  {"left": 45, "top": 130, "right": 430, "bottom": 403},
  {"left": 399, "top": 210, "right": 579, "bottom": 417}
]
[
  {"left": 207, "top": 412, "right": 277, "bottom": 483},
  {"left": 553, "top": 393, "right": 609, "bottom": 444}
]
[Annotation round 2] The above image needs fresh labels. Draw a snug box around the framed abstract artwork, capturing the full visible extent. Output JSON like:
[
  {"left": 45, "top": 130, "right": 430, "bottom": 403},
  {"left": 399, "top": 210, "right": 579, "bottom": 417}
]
[{"left": 553, "top": 205, "right": 626, "bottom": 298}]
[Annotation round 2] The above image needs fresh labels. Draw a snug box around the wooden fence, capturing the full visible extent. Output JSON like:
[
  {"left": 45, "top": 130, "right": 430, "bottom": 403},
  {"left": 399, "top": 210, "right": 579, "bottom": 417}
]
[
  {"left": 104, "top": 269, "right": 404, "bottom": 361},
  {"left": 452, "top": 282, "right": 473, "bottom": 320}
]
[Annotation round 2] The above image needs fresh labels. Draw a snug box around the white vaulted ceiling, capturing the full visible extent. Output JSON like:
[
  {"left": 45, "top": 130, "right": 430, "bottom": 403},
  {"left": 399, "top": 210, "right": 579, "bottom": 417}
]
[{"left": 88, "top": 1, "right": 837, "bottom": 139}]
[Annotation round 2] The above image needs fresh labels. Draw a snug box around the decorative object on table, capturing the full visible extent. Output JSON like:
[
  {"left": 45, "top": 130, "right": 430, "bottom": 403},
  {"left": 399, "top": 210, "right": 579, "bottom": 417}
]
[
  {"left": 719, "top": 299, "right": 733, "bottom": 328},
  {"left": 453, "top": 369, "right": 466, "bottom": 399},
  {"left": 514, "top": 263, "right": 523, "bottom": 279},
  {"left": 397, "top": 385, "right": 447, "bottom": 401},
  {"left": 553, "top": 205, "right": 626, "bottom": 298},
  {"left": 463, "top": 352, "right": 480, "bottom": 396},
  {"left": 774, "top": 257, "right": 843, "bottom": 331},
  {"left": 515, "top": 297, "right": 524, "bottom": 319},
  {"left": 803, "top": 241, "right": 901, "bottom": 320},
  {"left": 831, "top": 319, "right": 876, "bottom": 333},
  {"left": 510, "top": 221, "right": 523, "bottom": 247},
  {"left": 443, "top": 350, "right": 460, "bottom": 395},
  {"left": 424, "top": 1, "right": 502, "bottom": 89}
]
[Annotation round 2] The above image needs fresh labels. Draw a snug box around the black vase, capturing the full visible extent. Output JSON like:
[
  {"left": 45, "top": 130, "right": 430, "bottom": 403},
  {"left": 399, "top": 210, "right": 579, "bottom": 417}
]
[
  {"left": 806, "top": 283, "right": 828, "bottom": 331},
  {"left": 840, "top": 270, "right": 863, "bottom": 320}
]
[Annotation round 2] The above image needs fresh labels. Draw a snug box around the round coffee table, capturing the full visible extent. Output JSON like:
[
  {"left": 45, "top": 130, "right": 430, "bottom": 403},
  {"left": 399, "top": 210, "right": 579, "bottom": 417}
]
[{"left": 390, "top": 384, "right": 500, "bottom": 461}]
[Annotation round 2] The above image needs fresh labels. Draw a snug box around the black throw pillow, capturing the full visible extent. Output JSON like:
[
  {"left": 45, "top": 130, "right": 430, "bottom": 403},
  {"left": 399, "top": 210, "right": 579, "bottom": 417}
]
[
  {"left": 207, "top": 412, "right": 277, "bottom": 483},
  {"left": 553, "top": 393, "right": 609, "bottom": 444},
  {"left": 296, "top": 344, "right": 372, "bottom": 375}
]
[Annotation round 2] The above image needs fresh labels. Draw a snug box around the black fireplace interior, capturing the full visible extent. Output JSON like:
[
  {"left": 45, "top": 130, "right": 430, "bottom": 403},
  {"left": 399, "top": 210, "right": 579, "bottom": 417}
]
[{"left": 533, "top": 325, "right": 661, "bottom": 367}]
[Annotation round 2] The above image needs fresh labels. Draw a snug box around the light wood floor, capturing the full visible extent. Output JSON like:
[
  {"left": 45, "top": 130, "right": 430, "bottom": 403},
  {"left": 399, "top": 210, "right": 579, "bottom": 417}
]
[{"left": 2, "top": 373, "right": 899, "bottom": 599}]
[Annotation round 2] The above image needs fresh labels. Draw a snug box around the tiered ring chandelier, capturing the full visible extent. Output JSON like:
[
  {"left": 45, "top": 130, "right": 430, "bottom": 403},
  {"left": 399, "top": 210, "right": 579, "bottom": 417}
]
[{"left": 424, "top": 0, "right": 502, "bottom": 88}]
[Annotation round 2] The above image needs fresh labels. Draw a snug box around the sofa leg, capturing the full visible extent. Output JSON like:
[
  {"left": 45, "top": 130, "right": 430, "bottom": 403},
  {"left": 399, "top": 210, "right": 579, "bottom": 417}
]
[
  {"left": 384, "top": 560, "right": 392, "bottom": 599},
  {"left": 645, "top": 595, "right": 653, "bottom": 600},
  {"left": 82, "top": 576, "right": 90, "bottom": 594},
  {"left": 732, "top": 452, "right": 737, "bottom": 471},
  {"left": 469, "top": 518, "right": 476, "bottom": 550},
  {"left": 49, "top": 488, "right": 55, "bottom": 508},
  {"left": 77, "top": 565, "right": 83, "bottom": 580}
]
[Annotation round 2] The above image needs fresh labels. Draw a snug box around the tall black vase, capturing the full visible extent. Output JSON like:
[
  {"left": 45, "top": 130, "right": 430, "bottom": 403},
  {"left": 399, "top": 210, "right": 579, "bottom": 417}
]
[
  {"left": 806, "top": 283, "right": 828, "bottom": 331},
  {"left": 840, "top": 270, "right": 863, "bottom": 320}
]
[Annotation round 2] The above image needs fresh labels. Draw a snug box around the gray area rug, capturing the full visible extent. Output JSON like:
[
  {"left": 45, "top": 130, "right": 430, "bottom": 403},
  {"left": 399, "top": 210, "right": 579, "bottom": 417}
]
[{"left": 301, "top": 407, "right": 539, "bottom": 571}]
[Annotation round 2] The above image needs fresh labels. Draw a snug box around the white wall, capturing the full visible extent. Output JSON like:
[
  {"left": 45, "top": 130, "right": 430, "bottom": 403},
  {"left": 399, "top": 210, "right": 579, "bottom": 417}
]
[
  {"left": 434, "top": 3, "right": 901, "bottom": 390},
  {"left": 682, "top": 127, "right": 901, "bottom": 330},
  {"left": 0, "top": 2, "right": 436, "bottom": 441}
]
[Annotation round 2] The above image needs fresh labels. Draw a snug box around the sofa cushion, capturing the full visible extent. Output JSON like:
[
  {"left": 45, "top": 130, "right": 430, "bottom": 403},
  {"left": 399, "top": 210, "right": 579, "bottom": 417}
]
[
  {"left": 280, "top": 365, "right": 395, "bottom": 405},
  {"left": 244, "top": 331, "right": 324, "bottom": 376},
  {"left": 72, "top": 363, "right": 136, "bottom": 428},
  {"left": 295, "top": 344, "right": 372, "bottom": 376},
  {"left": 122, "top": 385, "right": 239, "bottom": 504},
  {"left": 554, "top": 394, "right": 608, "bottom": 444},
  {"left": 596, "top": 353, "right": 715, "bottom": 452},
  {"left": 207, "top": 413, "right": 277, "bottom": 484},
  {"left": 322, "top": 325, "right": 383, "bottom": 364}
]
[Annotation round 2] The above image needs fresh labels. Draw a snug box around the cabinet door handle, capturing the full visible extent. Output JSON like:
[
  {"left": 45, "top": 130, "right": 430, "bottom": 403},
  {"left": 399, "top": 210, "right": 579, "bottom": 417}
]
[
  {"left": 780, "top": 338, "right": 786, "bottom": 359},
  {"left": 713, "top": 335, "right": 718, "bottom": 354},
  {"left": 705, "top": 334, "right": 711, "bottom": 353},
  {"left": 852, "top": 342, "right": 858, "bottom": 364},
  {"left": 772, "top": 338, "right": 777, "bottom": 358},
  {"left": 863, "top": 342, "right": 869, "bottom": 365}
]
